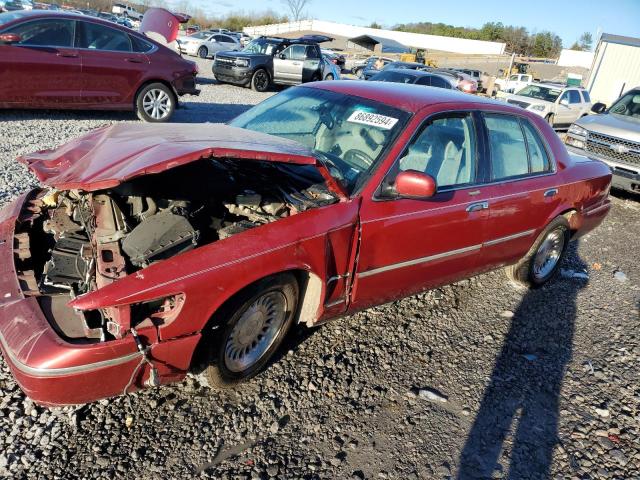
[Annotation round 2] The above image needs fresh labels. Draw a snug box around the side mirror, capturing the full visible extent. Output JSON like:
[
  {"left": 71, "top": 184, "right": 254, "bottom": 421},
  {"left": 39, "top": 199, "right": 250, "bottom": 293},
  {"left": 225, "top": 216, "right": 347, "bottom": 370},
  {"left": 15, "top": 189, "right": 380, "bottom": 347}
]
[
  {"left": 0, "top": 33, "right": 22, "bottom": 44},
  {"left": 559, "top": 98, "right": 569, "bottom": 106},
  {"left": 279, "top": 53, "right": 286, "bottom": 60},
  {"left": 394, "top": 170, "right": 437, "bottom": 199},
  {"left": 591, "top": 102, "right": 607, "bottom": 114}
]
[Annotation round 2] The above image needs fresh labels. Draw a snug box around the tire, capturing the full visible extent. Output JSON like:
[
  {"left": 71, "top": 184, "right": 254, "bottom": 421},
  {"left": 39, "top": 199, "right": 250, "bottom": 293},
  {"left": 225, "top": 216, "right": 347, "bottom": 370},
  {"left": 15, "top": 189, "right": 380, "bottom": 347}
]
[
  {"left": 135, "top": 83, "right": 175, "bottom": 122},
  {"left": 546, "top": 113, "right": 555, "bottom": 127},
  {"left": 325, "top": 73, "right": 334, "bottom": 81},
  {"left": 203, "top": 273, "right": 299, "bottom": 388},
  {"left": 505, "top": 216, "right": 570, "bottom": 288},
  {"left": 250, "top": 68, "right": 270, "bottom": 92},
  {"left": 355, "top": 67, "right": 364, "bottom": 78},
  {"left": 197, "top": 46, "right": 208, "bottom": 58}
]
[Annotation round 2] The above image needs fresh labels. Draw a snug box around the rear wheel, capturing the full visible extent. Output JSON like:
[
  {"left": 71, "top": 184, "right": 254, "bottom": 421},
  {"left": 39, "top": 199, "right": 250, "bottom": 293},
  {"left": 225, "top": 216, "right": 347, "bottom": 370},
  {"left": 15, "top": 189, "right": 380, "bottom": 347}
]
[
  {"left": 203, "top": 273, "right": 299, "bottom": 388},
  {"left": 505, "top": 216, "right": 570, "bottom": 288},
  {"left": 325, "top": 73, "right": 334, "bottom": 81},
  {"left": 251, "top": 68, "right": 270, "bottom": 92},
  {"left": 135, "top": 83, "right": 175, "bottom": 122},
  {"left": 355, "top": 67, "right": 364, "bottom": 78},
  {"left": 198, "top": 46, "right": 208, "bottom": 58}
]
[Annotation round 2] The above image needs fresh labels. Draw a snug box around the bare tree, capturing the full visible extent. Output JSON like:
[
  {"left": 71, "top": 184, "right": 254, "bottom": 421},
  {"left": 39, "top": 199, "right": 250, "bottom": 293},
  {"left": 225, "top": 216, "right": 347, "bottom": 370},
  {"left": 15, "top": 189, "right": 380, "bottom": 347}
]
[{"left": 281, "top": 0, "right": 311, "bottom": 22}]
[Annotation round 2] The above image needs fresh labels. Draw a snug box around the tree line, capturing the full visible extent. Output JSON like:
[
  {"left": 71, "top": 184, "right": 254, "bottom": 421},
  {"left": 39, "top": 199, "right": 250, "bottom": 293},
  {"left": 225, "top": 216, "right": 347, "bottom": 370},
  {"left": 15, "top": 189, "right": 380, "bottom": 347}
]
[{"left": 392, "top": 21, "right": 592, "bottom": 58}]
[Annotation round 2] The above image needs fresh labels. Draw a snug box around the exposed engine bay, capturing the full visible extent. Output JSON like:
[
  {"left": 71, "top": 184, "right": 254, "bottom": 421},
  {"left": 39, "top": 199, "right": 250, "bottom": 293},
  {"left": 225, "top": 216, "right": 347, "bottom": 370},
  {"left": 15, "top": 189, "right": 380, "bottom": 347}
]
[{"left": 14, "top": 158, "right": 337, "bottom": 341}]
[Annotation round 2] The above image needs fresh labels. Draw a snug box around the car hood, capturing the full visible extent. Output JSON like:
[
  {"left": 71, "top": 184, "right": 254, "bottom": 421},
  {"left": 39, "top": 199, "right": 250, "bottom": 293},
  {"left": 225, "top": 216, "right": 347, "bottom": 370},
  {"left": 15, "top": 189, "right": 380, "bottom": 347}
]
[
  {"left": 575, "top": 113, "right": 640, "bottom": 142},
  {"left": 140, "top": 7, "right": 189, "bottom": 45},
  {"left": 18, "top": 123, "right": 347, "bottom": 198},
  {"left": 504, "top": 94, "right": 552, "bottom": 107}
]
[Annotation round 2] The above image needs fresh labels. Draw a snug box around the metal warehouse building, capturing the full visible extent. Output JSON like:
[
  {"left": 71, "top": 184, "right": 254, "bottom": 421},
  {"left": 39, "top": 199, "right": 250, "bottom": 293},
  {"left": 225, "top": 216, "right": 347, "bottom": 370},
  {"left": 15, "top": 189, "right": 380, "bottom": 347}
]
[{"left": 587, "top": 33, "right": 640, "bottom": 106}]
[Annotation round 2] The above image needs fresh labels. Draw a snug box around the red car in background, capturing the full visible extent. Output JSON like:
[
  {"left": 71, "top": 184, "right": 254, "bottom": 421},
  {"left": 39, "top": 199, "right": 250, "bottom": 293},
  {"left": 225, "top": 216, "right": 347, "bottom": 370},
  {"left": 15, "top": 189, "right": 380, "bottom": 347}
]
[
  {"left": 0, "top": 9, "right": 199, "bottom": 121},
  {"left": 0, "top": 82, "right": 611, "bottom": 405}
]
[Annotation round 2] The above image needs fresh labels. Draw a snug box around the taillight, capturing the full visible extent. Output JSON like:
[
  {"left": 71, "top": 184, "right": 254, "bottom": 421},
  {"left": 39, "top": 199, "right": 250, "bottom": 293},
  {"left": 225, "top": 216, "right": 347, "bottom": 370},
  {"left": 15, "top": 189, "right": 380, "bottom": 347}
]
[{"left": 193, "top": 63, "right": 199, "bottom": 74}]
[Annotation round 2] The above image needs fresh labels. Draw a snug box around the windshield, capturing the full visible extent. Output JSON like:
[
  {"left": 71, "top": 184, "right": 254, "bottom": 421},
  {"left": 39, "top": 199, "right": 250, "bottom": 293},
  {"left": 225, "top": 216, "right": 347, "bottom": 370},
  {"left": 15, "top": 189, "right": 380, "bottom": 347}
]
[
  {"left": 230, "top": 87, "right": 410, "bottom": 193},
  {"left": 370, "top": 71, "right": 416, "bottom": 84},
  {"left": 0, "top": 11, "right": 29, "bottom": 26},
  {"left": 189, "top": 31, "right": 209, "bottom": 39},
  {"left": 243, "top": 38, "right": 281, "bottom": 55},
  {"left": 609, "top": 90, "right": 640, "bottom": 118},
  {"left": 516, "top": 85, "right": 562, "bottom": 102}
]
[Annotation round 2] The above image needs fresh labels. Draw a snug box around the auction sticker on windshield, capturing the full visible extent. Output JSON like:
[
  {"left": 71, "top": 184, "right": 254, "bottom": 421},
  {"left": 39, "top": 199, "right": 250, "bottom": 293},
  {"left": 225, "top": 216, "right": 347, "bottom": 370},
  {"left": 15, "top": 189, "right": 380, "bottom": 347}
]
[{"left": 347, "top": 110, "right": 399, "bottom": 130}]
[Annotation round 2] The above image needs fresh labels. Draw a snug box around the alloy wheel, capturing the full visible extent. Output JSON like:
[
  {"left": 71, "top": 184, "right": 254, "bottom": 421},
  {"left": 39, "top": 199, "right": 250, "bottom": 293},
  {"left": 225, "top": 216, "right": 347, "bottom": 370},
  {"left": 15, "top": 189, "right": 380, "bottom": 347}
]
[{"left": 142, "top": 88, "right": 172, "bottom": 120}]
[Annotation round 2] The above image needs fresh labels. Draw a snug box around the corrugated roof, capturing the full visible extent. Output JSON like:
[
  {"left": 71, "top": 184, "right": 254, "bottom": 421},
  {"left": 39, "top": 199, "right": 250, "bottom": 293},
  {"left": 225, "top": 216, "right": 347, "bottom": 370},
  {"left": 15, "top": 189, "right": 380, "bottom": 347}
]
[
  {"left": 600, "top": 33, "right": 640, "bottom": 48},
  {"left": 348, "top": 34, "right": 411, "bottom": 53}
]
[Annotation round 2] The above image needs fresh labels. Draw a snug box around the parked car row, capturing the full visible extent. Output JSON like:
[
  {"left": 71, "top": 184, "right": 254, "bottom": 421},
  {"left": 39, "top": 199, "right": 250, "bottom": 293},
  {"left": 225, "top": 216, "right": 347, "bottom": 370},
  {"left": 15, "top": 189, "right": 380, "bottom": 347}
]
[{"left": 0, "top": 9, "right": 199, "bottom": 122}]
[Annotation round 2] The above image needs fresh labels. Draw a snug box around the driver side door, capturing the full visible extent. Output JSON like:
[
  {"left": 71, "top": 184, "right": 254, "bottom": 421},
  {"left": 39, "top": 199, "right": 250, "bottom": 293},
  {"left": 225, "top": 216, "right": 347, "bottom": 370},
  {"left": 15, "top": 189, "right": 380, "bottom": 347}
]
[{"left": 350, "top": 111, "right": 492, "bottom": 311}]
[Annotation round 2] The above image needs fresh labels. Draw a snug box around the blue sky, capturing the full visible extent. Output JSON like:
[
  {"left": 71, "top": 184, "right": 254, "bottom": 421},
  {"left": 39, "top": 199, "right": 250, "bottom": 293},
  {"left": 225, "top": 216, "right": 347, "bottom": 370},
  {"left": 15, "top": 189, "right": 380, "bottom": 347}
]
[{"left": 190, "top": 0, "right": 640, "bottom": 48}]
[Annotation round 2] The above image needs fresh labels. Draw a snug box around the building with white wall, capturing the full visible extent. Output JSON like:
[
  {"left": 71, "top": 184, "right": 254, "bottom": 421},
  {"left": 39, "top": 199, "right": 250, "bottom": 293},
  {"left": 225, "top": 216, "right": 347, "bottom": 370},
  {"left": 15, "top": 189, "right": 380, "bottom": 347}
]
[
  {"left": 244, "top": 20, "right": 506, "bottom": 55},
  {"left": 557, "top": 49, "right": 594, "bottom": 69},
  {"left": 587, "top": 33, "right": 640, "bottom": 106}
]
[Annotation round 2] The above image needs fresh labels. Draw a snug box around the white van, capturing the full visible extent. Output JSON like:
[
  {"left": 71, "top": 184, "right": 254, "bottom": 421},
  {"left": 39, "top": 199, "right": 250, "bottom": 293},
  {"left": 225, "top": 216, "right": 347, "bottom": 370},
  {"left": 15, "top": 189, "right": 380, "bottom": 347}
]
[{"left": 111, "top": 3, "right": 143, "bottom": 20}]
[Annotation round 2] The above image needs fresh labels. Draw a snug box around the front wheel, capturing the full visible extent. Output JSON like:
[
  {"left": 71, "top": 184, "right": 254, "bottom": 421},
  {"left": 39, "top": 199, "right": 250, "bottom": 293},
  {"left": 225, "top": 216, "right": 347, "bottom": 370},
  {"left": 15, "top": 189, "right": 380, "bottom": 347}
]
[
  {"left": 355, "top": 67, "right": 364, "bottom": 78},
  {"left": 135, "top": 83, "right": 175, "bottom": 122},
  {"left": 197, "top": 46, "right": 208, "bottom": 58},
  {"left": 250, "top": 68, "right": 270, "bottom": 92},
  {"left": 546, "top": 113, "right": 555, "bottom": 127},
  {"left": 505, "top": 216, "right": 570, "bottom": 288},
  {"left": 325, "top": 73, "right": 334, "bottom": 81},
  {"left": 203, "top": 273, "right": 299, "bottom": 388}
]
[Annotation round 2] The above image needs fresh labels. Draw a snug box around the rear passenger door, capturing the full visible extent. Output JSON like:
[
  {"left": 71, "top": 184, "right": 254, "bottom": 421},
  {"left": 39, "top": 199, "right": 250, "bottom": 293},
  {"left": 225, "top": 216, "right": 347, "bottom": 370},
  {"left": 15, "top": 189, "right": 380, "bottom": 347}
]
[
  {"left": 76, "top": 21, "right": 149, "bottom": 106},
  {"left": 477, "top": 113, "right": 559, "bottom": 270}
]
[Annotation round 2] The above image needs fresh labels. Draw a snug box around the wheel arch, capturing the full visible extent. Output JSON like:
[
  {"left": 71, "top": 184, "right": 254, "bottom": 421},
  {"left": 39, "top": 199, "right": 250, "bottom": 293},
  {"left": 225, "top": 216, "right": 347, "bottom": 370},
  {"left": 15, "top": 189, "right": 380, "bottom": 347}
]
[{"left": 133, "top": 79, "right": 178, "bottom": 110}]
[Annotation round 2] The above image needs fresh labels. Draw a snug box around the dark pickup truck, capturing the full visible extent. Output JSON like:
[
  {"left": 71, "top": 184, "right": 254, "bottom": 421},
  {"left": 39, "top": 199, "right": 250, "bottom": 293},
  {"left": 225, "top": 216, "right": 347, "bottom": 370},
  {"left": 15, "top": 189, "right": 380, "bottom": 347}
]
[{"left": 212, "top": 35, "right": 332, "bottom": 92}]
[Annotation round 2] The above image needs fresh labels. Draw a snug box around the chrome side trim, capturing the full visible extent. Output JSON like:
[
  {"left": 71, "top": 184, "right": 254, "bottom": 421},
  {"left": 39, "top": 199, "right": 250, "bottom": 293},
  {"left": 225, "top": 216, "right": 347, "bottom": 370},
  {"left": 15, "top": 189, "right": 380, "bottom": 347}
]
[
  {"left": 358, "top": 244, "right": 482, "bottom": 279},
  {"left": 0, "top": 329, "right": 141, "bottom": 377},
  {"left": 584, "top": 203, "right": 610, "bottom": 216},
  {"left": 324, "top": 298, "right": 346, "bottom": 308},
  {"left": 484, "top": 229, "right": 536, "bottom": 246}
]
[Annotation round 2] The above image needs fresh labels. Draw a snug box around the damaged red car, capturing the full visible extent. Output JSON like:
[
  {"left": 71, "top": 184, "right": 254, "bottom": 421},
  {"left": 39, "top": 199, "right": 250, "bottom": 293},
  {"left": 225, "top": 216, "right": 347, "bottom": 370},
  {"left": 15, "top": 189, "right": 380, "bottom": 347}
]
[{"left": 0, "top": 82, "right": 612, "bottom": 405}]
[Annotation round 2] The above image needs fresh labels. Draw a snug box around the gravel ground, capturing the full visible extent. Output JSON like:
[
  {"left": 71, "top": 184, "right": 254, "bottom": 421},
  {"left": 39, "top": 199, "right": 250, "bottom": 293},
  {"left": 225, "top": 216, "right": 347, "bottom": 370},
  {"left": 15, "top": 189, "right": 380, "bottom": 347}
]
[{"left": 0, "top": 58, "right": 639, "bottom": 479}]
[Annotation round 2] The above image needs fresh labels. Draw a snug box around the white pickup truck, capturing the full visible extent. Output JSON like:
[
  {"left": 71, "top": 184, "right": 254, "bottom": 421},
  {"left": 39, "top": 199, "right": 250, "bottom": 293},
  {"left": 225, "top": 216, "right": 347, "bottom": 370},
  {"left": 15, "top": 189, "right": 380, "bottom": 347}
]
[
  {"left": 494, "top": 74, "right": 533, "bottom": 95},
  {"left": 112, "top": 3, "right": 143, "bottom": 20}
]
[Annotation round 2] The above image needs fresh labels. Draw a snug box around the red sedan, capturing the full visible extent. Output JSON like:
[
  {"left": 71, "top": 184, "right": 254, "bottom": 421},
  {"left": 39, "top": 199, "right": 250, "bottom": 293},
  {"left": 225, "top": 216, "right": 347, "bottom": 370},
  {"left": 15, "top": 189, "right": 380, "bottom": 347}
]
[
  {"left": 0, "top": 82, "right": 611, "bottom": 405},
  {"left": 0, "top": 9, "right": 199, "bottom": 121}
]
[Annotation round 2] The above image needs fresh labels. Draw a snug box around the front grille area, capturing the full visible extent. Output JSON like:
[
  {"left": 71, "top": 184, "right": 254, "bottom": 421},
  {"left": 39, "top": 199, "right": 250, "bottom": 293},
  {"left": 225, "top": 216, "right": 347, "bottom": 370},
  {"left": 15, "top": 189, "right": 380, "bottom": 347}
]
[
  {"left": 586, "top": 131, "right": 640, "bottom": 167},
  {"left": 507, "top": 99, "right": 530, "bottom": 109},
  {"left": 215, "top": 56, "right": 237, "bottom": 66}
]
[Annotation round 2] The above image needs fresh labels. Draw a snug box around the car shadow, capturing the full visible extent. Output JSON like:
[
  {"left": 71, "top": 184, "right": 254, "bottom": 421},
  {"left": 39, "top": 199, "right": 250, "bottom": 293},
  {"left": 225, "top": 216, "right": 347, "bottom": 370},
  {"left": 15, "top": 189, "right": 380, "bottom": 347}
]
[
  {"left": 0, "top": 103, "right": 254, "bottom": 124},
  {"left": 457, "top": 242, "right": 587, "bottom": 478}
]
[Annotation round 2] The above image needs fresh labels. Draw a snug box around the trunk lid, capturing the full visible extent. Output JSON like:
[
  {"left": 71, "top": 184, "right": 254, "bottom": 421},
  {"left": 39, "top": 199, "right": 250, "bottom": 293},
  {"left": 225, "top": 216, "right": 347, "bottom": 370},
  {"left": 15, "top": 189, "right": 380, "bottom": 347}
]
[{"left": 139, "top": 7, "right": 189, "bottom": 45}]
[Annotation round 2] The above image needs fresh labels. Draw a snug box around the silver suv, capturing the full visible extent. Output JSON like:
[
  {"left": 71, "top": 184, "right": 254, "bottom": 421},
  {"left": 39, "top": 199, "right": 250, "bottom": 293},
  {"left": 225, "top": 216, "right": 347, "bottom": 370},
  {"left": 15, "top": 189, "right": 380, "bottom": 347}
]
[
  {"left": 565, "top": 87, "right": 640, "bottom": 194},
  {"left": 501, "top": 83, "right": 592, "bottom": 128}
]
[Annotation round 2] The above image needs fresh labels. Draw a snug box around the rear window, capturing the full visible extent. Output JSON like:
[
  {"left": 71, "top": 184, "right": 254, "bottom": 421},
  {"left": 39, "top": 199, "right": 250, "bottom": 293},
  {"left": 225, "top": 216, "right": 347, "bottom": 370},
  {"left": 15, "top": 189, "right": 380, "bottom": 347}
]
[{"left": 0, "top": 11, "right": 30, "bottom": 26}]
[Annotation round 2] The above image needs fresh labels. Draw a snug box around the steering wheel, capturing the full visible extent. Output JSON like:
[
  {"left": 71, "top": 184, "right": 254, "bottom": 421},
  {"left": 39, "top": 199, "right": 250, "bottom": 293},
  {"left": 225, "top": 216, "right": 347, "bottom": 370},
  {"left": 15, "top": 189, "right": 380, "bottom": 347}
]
[{"left": 344, "top": 149, "right": 374, "bottom": 169}]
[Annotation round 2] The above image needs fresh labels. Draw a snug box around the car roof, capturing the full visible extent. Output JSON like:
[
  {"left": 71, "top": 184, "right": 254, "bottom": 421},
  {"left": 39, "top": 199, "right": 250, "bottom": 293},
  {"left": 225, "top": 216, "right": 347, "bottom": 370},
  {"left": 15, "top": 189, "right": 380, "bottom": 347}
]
[
  {"left": 377, "top": 68, "right": 442, "bottom": 78},
  {"left": 305, "top": 80, "right": 513, "bottom": 113},
  {"left": 1, "top": 9, "right": 125, "bottom": 25}
]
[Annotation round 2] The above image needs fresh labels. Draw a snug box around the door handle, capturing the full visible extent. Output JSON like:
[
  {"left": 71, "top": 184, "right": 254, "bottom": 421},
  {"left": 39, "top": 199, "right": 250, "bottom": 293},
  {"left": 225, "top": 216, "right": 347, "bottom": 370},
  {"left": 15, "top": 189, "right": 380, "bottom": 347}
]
[
  {"left": 466, "top": 201, "right": 489, "bottom": 212},
  {"left": 292, "top": 62, "right": 301, "bottom": 66},
  {"left": 57, "top": 51, "right": 78, "bottom": 58},
  {"left": 125, "top": 58, "right": 143, "bottom": 63},
  {"left": 544, "top": 188, "right": 558, "bottom": 198}
]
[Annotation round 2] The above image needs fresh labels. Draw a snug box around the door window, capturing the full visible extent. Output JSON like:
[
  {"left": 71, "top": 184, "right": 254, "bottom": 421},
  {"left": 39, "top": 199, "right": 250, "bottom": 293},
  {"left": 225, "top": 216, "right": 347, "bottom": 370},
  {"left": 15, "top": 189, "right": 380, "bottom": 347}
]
[
  {"left": 581, "top": 90, "right": 591, "bottom": 103},
  {"left": 305, "top": 45, "right": 319, "bottom": 59},
  {"left": 7, "top": 19, "right": 74, "bottom": 47},
  {"left": 522, "top": 121, "right": 551, "bottom": 173},
  {"left": 415, "top": 76, "right": 431, "bottom": 86},
  {"left": 399, "top": 114, "right": 477, "bottom": 188},
  {"left": 280, "top": 44, "right": 306, "bottom": 60},
  {"left": 484, "top": 114, "right": 529, "bottom": 180},
  {"left": 214, "top": 34, "right": 234, "bottom": 43},
  {"left": 430, "top": 75, "right": 452, "bottom": 89},
  {"left": 78, "top": 22, "right": 131, "bottom": 51},
  {"left": 568, "top": 90, "right": 582, "bottom": 104},
  {"left": 559, "top": 91, "right": 570, "bottom": 104}
]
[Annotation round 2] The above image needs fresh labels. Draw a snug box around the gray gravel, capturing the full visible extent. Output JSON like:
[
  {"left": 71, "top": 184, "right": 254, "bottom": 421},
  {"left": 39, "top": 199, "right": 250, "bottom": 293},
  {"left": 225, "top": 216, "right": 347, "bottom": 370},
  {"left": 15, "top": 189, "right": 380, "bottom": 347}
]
[{"left": 1, "top": 57, "right": 639, "bottom": 479}]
